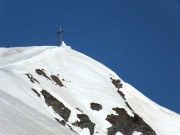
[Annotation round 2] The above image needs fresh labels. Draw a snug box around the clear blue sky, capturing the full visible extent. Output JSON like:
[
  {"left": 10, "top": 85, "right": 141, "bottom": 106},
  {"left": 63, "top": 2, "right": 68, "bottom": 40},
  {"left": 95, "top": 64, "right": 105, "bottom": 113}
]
[{"left": 0, "top": 0, "right": 180, "bottom": 113}]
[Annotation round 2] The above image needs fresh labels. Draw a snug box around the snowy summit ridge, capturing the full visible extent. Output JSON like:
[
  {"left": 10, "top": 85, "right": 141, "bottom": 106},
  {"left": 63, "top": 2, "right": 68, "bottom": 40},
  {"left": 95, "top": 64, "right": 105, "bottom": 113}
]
[{"left": 0, "top": 42, "right": 180, "bottom": 135}]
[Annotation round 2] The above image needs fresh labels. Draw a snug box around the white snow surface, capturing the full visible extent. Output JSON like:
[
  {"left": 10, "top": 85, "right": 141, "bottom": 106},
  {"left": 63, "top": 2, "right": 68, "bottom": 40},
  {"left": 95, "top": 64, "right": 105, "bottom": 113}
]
[
  {"left": 0, "top": 43, "right": 180, "bottom": 135},
  {"left": 115, "top": 132, "right": 123, "bottom": 135},
  {"left": 0, "top": 89, "right": 76, "bottom": 135},
  {"left": 132, "top": 131, "right": 142, "bottom": 135}
]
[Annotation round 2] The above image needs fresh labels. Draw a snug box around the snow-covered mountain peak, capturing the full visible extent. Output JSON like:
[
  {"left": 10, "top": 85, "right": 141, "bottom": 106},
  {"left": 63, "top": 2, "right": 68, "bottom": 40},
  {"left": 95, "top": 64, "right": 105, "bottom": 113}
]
[{"left": 0, "top": 44, "right": 180, "bottom": 135}]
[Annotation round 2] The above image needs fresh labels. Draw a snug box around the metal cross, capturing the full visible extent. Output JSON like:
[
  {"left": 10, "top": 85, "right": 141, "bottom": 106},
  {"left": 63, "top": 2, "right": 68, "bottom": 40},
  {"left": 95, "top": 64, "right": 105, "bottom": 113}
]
[{"left": 57, "top": 27, "right": 63, "bottom": 46}]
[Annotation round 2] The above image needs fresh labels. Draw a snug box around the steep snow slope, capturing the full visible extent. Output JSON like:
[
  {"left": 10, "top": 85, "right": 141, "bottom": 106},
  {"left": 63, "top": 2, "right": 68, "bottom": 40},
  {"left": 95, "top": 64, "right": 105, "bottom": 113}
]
[
  {"left": 0, "top": 42, "right": 180, "bottom": 135},
  {"left": 0, "top": 89, "right": 76, "bottom": 135}
]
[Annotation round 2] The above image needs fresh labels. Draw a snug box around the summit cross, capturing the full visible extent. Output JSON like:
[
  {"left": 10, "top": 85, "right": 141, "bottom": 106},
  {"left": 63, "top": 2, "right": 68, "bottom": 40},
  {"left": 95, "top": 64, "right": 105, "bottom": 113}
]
[{"left": 57, "top": 27, "right": 63, "bottom": 46}]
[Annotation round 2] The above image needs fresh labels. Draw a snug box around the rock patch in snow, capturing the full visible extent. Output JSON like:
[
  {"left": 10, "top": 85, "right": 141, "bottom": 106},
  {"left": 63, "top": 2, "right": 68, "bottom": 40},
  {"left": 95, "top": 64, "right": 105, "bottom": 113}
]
[
  {"left": 76, "top": 108, "right": 83, "bottom": 113},
  {"left": 90, "top": 102, "right": 102, "bottom": 111},
  {"left": 73, "top": 114, "right": 95, "bottom": 135},
  {"left": 31, "top": 88, "right": 40, "bottom": 97},
  {"left": 110, "top": 78, "right": 122, "bottom": 89},
  {"left": 35, "top": 69, "right": 51, "bottom": 80},
  {"left": 50, "top": 75, "right": 64, "bottom": 87},
  {"left": 106, "top": 107, "right": 156, "bottom": 135},
  {"left": 117, "top": 90, "right": 125, "bottom": 99},
  {"left": 25, "top": 73, "right": 40, "bottom": 84},
  {"left": 41, "top": 90, "right": 71, "bottom": 121},
  {"left": 55, "top": 118, "right": 66, "bottom": 126}
]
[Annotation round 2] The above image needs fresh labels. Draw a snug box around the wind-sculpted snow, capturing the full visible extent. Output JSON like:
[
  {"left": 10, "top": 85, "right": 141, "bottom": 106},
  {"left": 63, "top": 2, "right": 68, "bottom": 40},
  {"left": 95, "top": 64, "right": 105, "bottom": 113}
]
[
  {"left": 0, "top": 89, "right": 76, "bottom": 135},
  {"left": 0, "top": 46, "right": 54, "bottom": 67},
  {"left": 0, "top": 43, "right": 180, "bottom": 135}
]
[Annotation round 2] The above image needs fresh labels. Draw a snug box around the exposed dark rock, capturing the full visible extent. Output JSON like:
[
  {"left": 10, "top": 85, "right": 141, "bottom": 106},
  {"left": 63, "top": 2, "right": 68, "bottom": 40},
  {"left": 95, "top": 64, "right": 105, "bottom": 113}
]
[
  {"left": 67, "top": 124, "right": 77, "bottom": 133},
  {"left": 110, "top": 78, "right": 123, "bottom": 89},
  {"left": 31, "top": 88, "right": 40, "bottom": 97},
  {"left": 25, "top": 73, "right": 40, "bottom": 84},
  {"left": 117, "top": 88, "right": 134, "bottom": 112},
  {"left": 55, "top": 118, "right": 66, "bottom": 126},
  {"left": 55, "top": 117, "right": 77, "bottom": 133},
  {"left": 125, "top": 102, "right": 134, "bottom": 112},
  {"left": 106, "top": 107, "right": 156, "bottom": 135},
  {"left": 41, "top": 90, "right": 71, "bottom": 121},
  {"left": 35, "top": 69, "right": 51, "bottom": 80},
  {"left": 76, "top": 108, "right": 83, "bottom": 113},
  {"left": 51, "top": 75, "right": 64, "bottom": 87},
  {"left": 90, "top": 102, "right": 102, "bottom": 111},
  {"left": 109, "top": 76, "right": 155, "bottom": 134},
  {"left": 73, "top": 114, "right": 95, "bottom": 135},
  {"left": 117, "top": 90, "right": 125, "bottom": 100}
]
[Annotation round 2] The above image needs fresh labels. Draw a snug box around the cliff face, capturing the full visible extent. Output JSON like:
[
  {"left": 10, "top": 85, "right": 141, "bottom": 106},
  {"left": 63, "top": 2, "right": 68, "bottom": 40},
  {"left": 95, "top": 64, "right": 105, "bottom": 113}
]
[{"left": 0, "top": 44, "right": 179, "bottom": 135}]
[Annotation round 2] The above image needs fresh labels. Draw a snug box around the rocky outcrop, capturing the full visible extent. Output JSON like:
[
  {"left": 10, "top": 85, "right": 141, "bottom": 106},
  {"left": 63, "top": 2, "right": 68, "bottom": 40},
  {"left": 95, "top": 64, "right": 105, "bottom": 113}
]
[
  {"left": 106, "top": 107, "right": 156, "bottom": 135},
  {"left": 41, "top": 90, "right": 70, "bottom": 121},
  {"left": 90, "top": 102, "right": 102, "bottom": 111},
  {"left": 73, "top": 114, "right": 95, "bottom": 135},
  {"left": 35, "top": 69, "right": 51, "bottom": 80},
  {"left": 109, "top": 77, "right": 155, "bottom": 135},
  {"left": 51, "top": 75, "right": 64, "bottom": 87},
  {"left": 31, "top": 88, "right": 40, "bottom": 97},
  {"left": 25, "top": 73, "right": 40, "bottom": 84},
  {"left": 55, "top": 118, "right": 66, "bottom": 126},
  {"left": 110, "top": 78, "right": 122, "bottom": 89},
  {"left": 117, "top": 90, "right": 125, "bottom": 99}
]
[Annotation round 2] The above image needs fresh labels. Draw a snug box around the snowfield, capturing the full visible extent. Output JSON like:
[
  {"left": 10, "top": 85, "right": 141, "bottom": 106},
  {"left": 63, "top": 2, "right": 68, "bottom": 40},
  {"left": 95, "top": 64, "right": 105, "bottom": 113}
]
[{"left": 0, "top": 42, "right": 180, "bottom": 135}]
